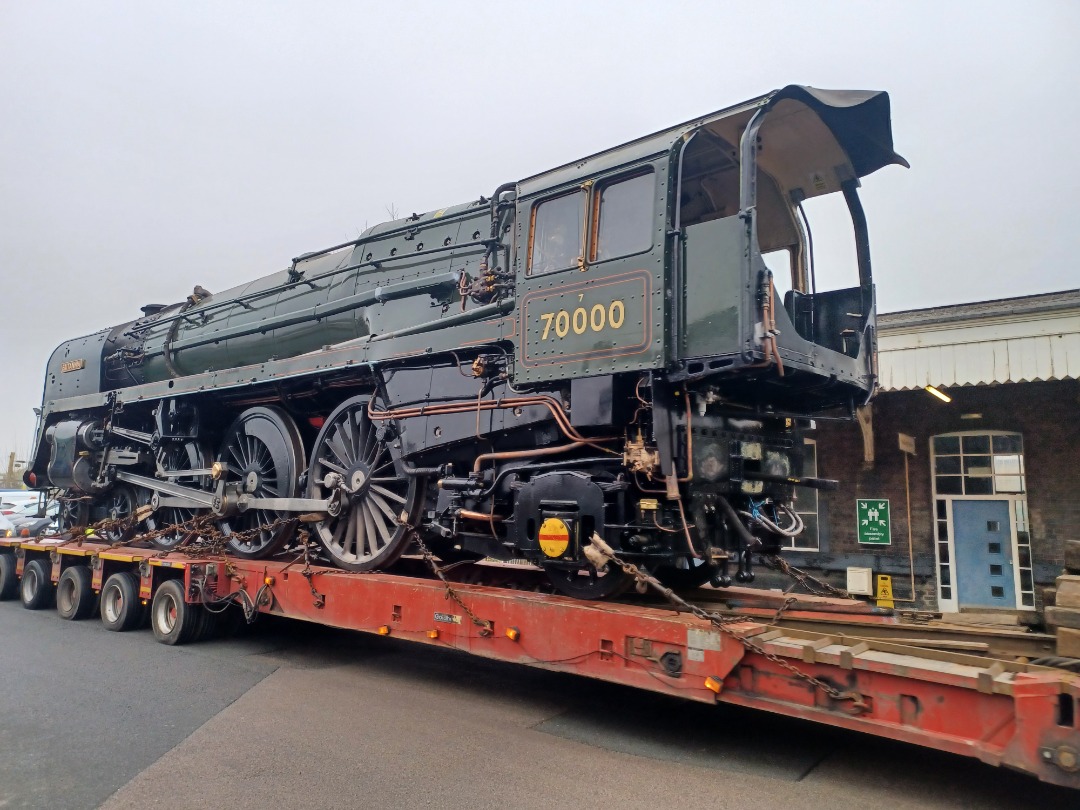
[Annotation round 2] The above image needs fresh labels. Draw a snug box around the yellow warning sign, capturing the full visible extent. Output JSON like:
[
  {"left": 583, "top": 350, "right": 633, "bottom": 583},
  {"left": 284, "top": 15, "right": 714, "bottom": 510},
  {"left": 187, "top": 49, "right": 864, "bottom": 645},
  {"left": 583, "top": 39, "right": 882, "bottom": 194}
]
[
  {"left": 876, "top": 574, "right": 894, "bottom": 609},
  {"left": 538, "top": 517, "right": 571, "bottom": 558}
]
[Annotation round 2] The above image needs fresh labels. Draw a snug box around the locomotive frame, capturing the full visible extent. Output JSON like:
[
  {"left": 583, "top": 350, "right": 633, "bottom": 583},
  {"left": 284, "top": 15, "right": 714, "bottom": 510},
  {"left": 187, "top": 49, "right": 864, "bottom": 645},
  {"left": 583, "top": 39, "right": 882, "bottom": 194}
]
[{"left": 25, "top": 85, "right": 907, "bottom": 598}]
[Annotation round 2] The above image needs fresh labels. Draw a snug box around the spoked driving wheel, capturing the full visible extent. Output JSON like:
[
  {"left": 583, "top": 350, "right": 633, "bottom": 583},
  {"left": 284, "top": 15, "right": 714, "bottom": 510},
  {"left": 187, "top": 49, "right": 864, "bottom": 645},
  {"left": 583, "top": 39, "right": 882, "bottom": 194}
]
[
  {"left": 217, "top": 406, "right": 305, "bottom": 559},
  {"left": 143, "top": 441, "right": 210, "bottom": 550},
  {"left": 307, "top": 395, "right": 421, "bottom": 571}
]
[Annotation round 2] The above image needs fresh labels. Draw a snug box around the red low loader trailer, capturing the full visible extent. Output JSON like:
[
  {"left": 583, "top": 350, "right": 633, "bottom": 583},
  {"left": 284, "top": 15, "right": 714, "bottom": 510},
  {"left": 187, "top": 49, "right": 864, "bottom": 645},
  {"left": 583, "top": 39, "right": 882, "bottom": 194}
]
[{"left": 2, "top": 534, "right": 1079, "bottom": 790}]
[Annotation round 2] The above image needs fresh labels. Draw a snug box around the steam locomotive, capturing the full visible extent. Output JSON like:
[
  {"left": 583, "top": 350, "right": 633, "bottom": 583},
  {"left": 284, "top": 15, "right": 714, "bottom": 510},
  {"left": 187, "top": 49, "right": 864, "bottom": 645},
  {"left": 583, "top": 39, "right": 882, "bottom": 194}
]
[{"left": 25, "top": 86, "right": 905, "bottom": 598}]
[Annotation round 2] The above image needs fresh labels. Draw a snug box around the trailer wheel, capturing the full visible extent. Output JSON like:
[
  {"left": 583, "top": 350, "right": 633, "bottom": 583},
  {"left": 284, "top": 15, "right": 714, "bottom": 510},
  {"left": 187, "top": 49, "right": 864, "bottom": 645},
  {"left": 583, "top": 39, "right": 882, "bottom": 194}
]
[
  {"left": 100, "top": 571, "right": 145, "bottom": 631},
  {"left": 0, "top": 554, "right": 18, "bottom": 600},
  {"left": 151, "top": 579, "right": 202, "bottom": 645},
  {"left": 20, "top": 558, "right": 55, "bottom": 610},
  {"left": 56, "top": 566, "right": 96, "bottom": 620},
  {"left": 193, "top": 605, "right": 220, "bottom": 642}
]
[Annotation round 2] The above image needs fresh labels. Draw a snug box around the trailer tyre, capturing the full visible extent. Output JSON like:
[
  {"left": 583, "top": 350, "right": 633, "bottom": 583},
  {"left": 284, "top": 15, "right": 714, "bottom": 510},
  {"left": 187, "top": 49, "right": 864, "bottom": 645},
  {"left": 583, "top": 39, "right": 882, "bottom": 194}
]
[
  {"left": 100, "top": 571, "right": 145, "bottom": 631},
  {"left": 56, "top": 565, "right": 96, "bottom": 620},
  {"left": 20, "top": 558, "right": 55, "bottom": 610},
  {"left": 0, "top": 554, "right": 18, "bottom": 600},
  {"left": 151, "top": 579, "right": 202, "bottom": 645}
]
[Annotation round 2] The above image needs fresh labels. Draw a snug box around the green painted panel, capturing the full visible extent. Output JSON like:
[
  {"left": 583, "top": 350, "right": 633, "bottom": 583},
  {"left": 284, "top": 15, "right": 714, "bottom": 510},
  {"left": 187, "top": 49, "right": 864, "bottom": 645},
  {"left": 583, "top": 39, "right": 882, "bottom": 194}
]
[{"left": 681, "top": 216, "right": 746, "bottom": 359}]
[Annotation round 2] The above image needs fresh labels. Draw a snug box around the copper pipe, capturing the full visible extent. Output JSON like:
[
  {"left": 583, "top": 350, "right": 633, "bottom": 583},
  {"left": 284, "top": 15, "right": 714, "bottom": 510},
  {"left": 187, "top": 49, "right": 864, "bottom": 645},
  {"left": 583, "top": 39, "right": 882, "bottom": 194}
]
[
  {"left": 472, "top": 441, "right": 586, "bottom": 473},
  {"left": 458, "top": 509, "right": 506, "bottom": 523},
  {"left": 368, "top": 395, "right": 618, "bottom": 448},
  {"left": 674, "top": 494, "right": 700, "bottom": 559},
  {"left": 745, "top": 278, "right": 784, "bottom": 376}
]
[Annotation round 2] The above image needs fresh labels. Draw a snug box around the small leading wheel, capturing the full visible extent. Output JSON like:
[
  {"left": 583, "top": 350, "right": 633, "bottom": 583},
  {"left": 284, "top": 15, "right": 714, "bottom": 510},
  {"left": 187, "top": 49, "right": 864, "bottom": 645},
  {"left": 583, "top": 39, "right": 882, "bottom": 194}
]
[
  {"left": 20, "top": 558, "right": 56, "bottom": 610},
  {"left": 151, "top": 579, "right": 203, "bottom": 645},
  {"left": 307, "top": 395, "right": 422, "bottom": 572},
  {"left": 217, "top": 407, "right": 306, "bottom": 559},
  {"left": 56, "top": 565, "right": 96, "bottom": 620},
  {"left": 102, "top": 485, "right": 138, "bottom": 543},
  {"left": 0, "top": 553, "right": 18, "bottom": 600},
  {"left": 144, "top": 441, "right": 210, "bottom": 550},
  {"left": 100, "top": 571, "right": 145, "bottom": 631}
]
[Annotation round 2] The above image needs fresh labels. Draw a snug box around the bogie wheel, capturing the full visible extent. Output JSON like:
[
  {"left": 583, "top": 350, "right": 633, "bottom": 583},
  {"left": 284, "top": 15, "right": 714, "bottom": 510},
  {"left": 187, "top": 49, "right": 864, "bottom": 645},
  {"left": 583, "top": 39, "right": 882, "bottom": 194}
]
[
  {"left": 217, "top": 407, "right": 306, "bottom": 559},
  {"left": 100, "top": 571, "right": 146, "bottom": 632},
  {"left": 144, "top": 441, "right": 211, "bottom": 551},
  {"left": 307, "top": 395, "right": 422, "bottom": 572},
  {"left": 20, "top": 558, "right": 56, "bottom": 610},
  {"left": 56, "top": 565, "right": 97, "bottom": 620},
  {"left": 151, "top": 579, "right": 202, "bottom": 645},
  {"left": 0, "top": 553, "right": 18, "bottom": 600},
  {"left": 56, "top": 493, "right": 90, "bottom": 533}
]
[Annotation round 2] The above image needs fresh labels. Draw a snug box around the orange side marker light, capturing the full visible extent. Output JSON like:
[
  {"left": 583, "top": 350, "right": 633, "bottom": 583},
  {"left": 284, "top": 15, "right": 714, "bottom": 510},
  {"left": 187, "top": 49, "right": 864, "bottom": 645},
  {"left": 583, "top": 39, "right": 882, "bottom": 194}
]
[
  {"left": 704, "top": 676, "right": 722, "bottom": 694},
  {"left": 505, "top": 626, "right": 521, "bottom": 642},
  {"left": 427, "top": 629, "right": 440, "bottom": 640},
  {"left": 377, "top": 625, "right": 391, "bottom": 636}
]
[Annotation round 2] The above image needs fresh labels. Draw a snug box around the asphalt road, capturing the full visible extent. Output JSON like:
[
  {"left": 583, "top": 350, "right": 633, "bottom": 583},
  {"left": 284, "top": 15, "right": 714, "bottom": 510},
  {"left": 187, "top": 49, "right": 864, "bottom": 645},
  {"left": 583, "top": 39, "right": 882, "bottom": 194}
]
[{"left": 0, "top": 598, "right": 1076, "bottom": 810}]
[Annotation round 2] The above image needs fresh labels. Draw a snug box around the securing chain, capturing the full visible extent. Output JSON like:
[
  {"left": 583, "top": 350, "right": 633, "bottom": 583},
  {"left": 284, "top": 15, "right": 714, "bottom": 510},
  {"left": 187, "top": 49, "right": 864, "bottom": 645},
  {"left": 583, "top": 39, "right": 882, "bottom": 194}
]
[
  {"left": 769, "top": 595, "right": 799, "bottom": 626},
  {"left": 409, "top": 527, "right": 493, "bottom": 637},
  {"left": 585, "top": 535, "right": 868, "bottom": 711},
  {"left": 296, "top": 535, "right": 326, "bottom": 608},
  {"left": 760, "top": 553, "right": 852, "bottom": 599},
  {"left": 54, "top": 505, "right": 297, "bottom": 561}
]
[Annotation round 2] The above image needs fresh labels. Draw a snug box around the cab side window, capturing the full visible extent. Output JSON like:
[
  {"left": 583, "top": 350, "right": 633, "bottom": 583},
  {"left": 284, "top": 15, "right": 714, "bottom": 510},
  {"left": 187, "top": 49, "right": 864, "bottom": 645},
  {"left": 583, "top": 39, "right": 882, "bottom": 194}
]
[
  {"left": 529, "top": 191, "right": 585, "bottom": 275},
  {"left": 594, "top": 172, "right": 653, "bottom": 262}
]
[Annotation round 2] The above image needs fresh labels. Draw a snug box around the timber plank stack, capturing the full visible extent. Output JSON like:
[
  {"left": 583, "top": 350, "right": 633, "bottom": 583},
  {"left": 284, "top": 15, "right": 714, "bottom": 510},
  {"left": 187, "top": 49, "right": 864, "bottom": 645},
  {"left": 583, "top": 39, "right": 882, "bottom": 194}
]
[{"left": 1049, "top": 539, "right": 1080, "bottom": 658}]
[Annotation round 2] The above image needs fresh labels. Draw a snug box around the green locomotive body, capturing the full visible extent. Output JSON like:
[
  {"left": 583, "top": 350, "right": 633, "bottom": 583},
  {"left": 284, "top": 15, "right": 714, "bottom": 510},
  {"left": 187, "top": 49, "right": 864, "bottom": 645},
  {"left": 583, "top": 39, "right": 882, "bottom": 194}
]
[{"left": 27, "top": 86, "right": 905, "bottom": 596}]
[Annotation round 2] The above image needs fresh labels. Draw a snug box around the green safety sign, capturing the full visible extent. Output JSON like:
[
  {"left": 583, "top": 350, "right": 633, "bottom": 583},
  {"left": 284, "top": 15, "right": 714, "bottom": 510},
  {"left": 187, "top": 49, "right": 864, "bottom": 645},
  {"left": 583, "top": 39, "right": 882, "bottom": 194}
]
[{"left": 857, "top": 499, "right": 891, "bottom": 545}]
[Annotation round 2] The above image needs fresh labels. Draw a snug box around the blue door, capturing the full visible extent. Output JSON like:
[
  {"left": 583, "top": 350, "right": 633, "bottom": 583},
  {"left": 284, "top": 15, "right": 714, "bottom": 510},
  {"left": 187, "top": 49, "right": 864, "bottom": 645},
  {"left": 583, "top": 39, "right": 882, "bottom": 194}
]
[{"left": 952, "top": 500, "right": 1015, "bottom": 608}]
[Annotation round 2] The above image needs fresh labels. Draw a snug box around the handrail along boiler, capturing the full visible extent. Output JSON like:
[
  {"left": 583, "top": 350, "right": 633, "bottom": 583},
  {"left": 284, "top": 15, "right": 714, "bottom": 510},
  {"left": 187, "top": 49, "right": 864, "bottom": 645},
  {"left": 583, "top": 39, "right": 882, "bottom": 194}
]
[{"left": 25, "top": 86, "right": 906, "bottom": 598}]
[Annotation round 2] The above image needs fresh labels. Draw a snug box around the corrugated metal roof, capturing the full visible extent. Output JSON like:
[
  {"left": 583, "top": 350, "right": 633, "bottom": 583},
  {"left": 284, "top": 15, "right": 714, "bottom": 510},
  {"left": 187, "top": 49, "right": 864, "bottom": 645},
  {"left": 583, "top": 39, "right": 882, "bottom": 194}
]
[{"left": 877, "top": 290, "right": 1080, "bottom": 391}]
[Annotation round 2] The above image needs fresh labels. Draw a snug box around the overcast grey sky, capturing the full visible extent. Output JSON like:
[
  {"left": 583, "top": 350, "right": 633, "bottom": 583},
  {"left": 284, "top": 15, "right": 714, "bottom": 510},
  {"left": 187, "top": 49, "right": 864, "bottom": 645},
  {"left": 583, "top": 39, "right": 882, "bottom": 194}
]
[{"left": 1, "top": 1, "right": 1077, "bottom": 462}]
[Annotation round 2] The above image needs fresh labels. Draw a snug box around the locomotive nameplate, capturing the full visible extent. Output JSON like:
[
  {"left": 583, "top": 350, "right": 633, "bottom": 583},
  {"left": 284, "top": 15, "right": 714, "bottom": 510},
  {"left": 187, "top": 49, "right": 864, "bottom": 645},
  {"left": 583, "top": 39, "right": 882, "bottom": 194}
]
[
  {"left": 60, "top": 359, "right": 86, "bottom": 373},
  {"left": 520, "top": 270, "right": 651, "bottom": 369}
]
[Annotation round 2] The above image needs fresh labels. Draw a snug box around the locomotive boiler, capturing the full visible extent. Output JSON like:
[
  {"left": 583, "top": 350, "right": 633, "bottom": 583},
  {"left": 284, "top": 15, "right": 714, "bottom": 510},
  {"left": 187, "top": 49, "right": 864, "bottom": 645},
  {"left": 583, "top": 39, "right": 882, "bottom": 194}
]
[{"left": 25, "top": 85, "right": 906, "bottom": 598}]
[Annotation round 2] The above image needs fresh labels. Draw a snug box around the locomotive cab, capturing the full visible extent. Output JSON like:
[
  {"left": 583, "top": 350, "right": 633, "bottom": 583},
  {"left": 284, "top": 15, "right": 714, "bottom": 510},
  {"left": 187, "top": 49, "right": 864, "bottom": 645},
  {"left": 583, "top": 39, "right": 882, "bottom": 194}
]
[{"left": 673, "top": 87, "right": 908, "bottom": 410}]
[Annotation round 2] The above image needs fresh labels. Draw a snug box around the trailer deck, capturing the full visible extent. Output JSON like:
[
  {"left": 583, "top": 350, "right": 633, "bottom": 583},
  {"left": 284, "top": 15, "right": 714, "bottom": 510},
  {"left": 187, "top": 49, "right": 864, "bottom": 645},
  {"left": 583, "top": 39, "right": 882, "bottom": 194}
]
[{"left": 2, "top": 534, "right": 1079, "bottom": 789}]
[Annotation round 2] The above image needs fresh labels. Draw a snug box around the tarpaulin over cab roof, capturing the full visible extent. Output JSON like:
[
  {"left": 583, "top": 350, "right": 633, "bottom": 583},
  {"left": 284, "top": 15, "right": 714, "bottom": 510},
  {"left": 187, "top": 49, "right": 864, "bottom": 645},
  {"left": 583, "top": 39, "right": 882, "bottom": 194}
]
[{"left": 767, "top": 86, "right": 909, "bottom": 178}]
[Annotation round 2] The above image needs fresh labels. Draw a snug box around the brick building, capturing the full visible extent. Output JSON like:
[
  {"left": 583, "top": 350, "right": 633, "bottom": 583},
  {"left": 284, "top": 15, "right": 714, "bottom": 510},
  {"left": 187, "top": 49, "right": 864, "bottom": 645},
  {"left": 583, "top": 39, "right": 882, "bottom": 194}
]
[{"left": 778, "top": 290, "right": 1080, "bottom": 613}]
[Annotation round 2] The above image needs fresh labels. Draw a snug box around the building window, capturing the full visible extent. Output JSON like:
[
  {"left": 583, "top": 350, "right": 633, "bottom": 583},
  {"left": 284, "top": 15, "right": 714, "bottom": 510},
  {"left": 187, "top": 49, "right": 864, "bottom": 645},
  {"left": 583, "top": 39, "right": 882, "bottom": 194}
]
[
  {"left": 932, "top": 433, "right": 1025, "bottom": 496},
  {"left": 592, "top": 172, "right": 654, "bottom": 262},
  {"left": 784, "top": 439, "right": 819, "bottom": 551},
  {"left": 528, "top": 191, "right": 585, "bottom": 275}
]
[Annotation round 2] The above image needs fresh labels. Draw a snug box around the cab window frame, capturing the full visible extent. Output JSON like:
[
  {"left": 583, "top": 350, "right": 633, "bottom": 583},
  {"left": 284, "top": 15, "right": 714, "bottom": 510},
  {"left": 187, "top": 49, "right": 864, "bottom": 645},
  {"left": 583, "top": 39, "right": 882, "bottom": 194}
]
[
  {"left": 526, "top": 188, "right": 588, "bottom": 276},
  {"left": 588, "top": 169, "right": 656, "bottom": 264}
]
